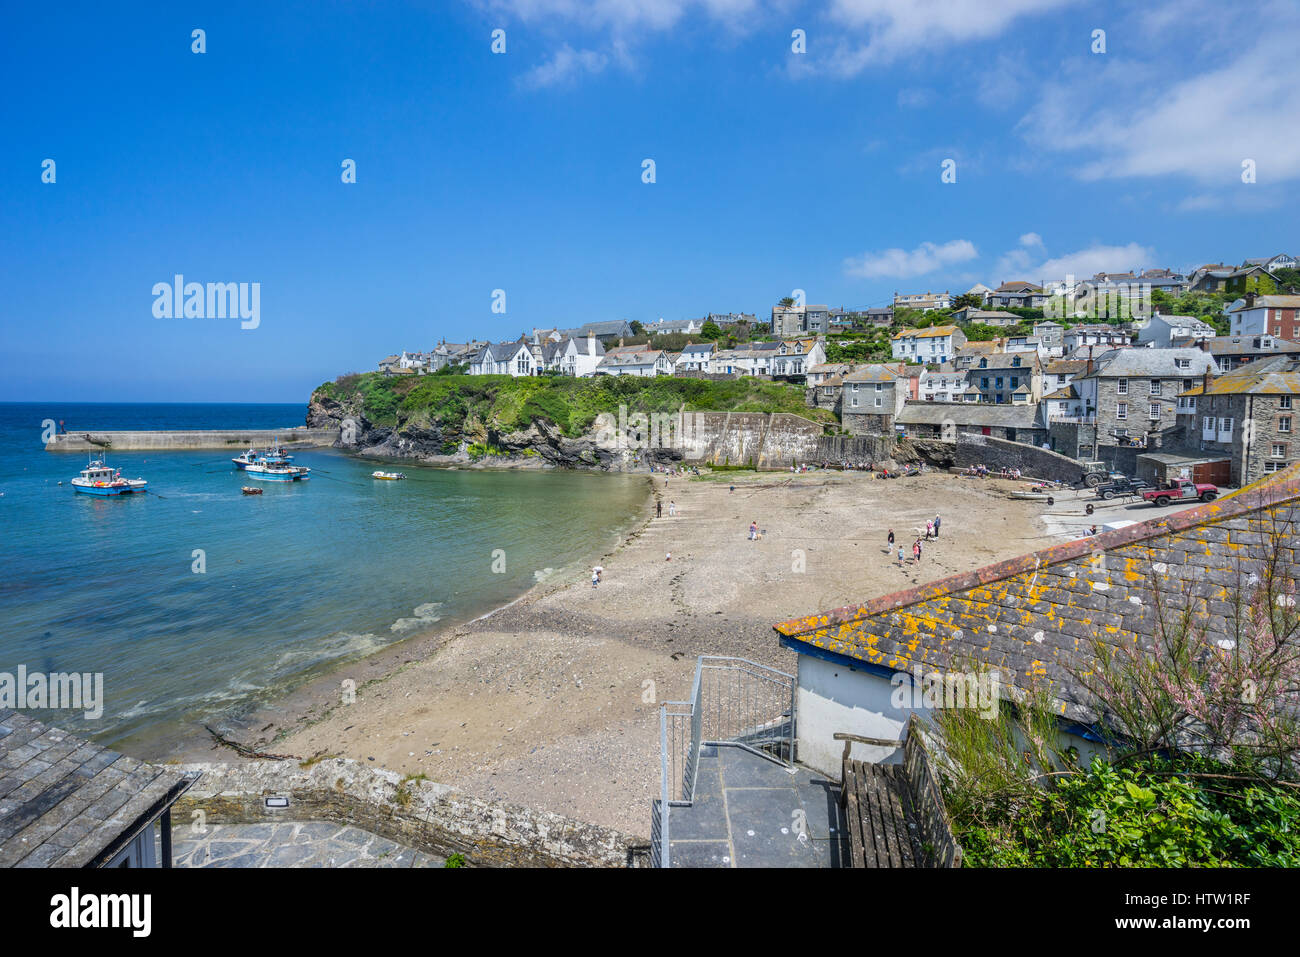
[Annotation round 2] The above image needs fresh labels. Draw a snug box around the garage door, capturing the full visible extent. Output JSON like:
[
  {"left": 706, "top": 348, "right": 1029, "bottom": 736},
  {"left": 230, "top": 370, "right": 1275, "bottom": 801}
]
[{"left": 1193, "top": 460, "right": 1231, "bottom": 486}]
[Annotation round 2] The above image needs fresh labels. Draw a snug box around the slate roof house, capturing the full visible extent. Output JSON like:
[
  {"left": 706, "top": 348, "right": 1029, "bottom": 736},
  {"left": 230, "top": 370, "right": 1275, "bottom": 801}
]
[
  {"left": 1205, "top": 334, "right": 1300, "bottom": 371},
  {"left": 964, "top": 351, "right": 1043, "bottom": 404},
  {"left": 1183, "top": 354, "right": 1300, "bottom": 486},
  {"left": 468, "top": 340, "right": 537, "bottom": 376},
  {"left": 841, "top": 364, "right": 908, "bottom": 435},
  {"left": 1075, "top": 347, "right": 1219, "bottom": 447},
  {"left": 0, "top": 712, "right": 198, "bottom": 867},
  {"left": 1136, "top": 313, "right": 1217, "bottom": 349},
  {"left": 894, "top": 401, "right": 1044, "bottom": 444},
  {"left": 772, "top": 466, "right": 1300, "bottom": 775}
]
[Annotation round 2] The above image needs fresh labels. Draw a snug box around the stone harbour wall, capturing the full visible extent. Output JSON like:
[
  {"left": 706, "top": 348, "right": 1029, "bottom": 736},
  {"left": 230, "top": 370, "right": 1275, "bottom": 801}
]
[{"left": 175, "top": 759, "right": 646, "bottom": 868}]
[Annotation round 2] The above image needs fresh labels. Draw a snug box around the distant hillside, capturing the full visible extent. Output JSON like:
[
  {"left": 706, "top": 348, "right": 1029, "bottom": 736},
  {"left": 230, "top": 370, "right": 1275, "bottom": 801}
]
[{"left": 308, "top": 372, "right": 834, "bottom": 465}]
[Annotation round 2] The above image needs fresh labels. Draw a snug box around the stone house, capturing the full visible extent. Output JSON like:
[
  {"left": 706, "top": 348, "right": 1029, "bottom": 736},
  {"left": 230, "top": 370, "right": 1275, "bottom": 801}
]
[
  {"left": 894, "top": 401, "right": 1044, "bottom": 444},
  {"left": 963, "top": 351, "right": 1043, "bottom": 404},
  {"left": 841, "top": 364, "right": 908, "bottom": 435},
  {"left": 1185, "top": 354, "right": 1300, "bottom": 486},
  {"left": 1136, "top": 313, "right": 1217, "bottom": 349},
  {"left": 1075, "top": 347, "right": 1219, "bottom": 447}
]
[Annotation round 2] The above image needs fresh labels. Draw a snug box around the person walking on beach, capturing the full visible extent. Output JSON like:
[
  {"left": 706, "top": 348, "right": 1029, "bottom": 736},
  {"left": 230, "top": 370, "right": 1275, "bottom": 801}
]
[
  {"left": 925, "top": 520, "right": 933, "bottom": 540},
  {"left": 592, "top": 567, "right": 600, "bottom": 588},
  {"left": 656, "top": 500, "right": 662, "bottom": 518},
  {"left": 749, "top": 520, "right": 758, "bottom": 541},
  {"left": 669, "top": 500, "right": 676, "bottom": 517},
  {"left": 914, "top": 539, "right": 922, "bottom": 563},
  {"left": 887, "top": 528, "right": 895, "bottom": 550},
  {"left": 897, "top": 545, "right": 905, "bottom": 566},
  {"left": 933, "top": 514, "right": 941, "bottom": 538}
]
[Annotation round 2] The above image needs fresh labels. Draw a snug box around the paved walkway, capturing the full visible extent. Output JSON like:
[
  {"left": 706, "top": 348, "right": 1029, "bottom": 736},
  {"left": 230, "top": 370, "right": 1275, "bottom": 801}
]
[
  {"left": 666, "top": 745, "right": 848, "bottom": 867},
  {"left": 163, "top": 821, "right": 445, "bottom": 868}
]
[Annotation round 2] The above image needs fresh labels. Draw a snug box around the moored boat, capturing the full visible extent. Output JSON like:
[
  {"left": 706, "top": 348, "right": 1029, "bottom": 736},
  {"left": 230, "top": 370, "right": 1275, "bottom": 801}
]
[
  {"left": 232, "top": 439, "right": 295, "bottom": 470},
  {"left": 372, "top": 471, "right": 406, "bottom": 480},
  {"left": 71, "top": 458, "right": 148, "bottom": 496},
  {"left": 241, "top": 486, "right": 263, "bottom": 495},
  {"left": 244, "top": 461, "right": 310, "bottom": 482}
]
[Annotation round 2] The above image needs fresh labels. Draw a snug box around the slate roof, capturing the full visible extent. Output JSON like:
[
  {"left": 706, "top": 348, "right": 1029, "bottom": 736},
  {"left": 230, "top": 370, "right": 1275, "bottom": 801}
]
[
  {"left": 1206, "top": 335, "right": 1300, "bottom": 358},
  {"left": 1200, "top": 356, "right": 1300, "bottom": 394},
  {"left": 0, "top": 711, "right": 198, "bottom": 867},
  {"left": 895, "top": 402, "right": 1040, "bottom": 429},
  {"left": 773, "top": 466, "right": 1300, "bottom": 722},
  {"left": 1086, "top": 347, "right": 1219, "bottom": 378},
  {"left": 844, "top": 364, "right": 902, "bottom": 383},
  {"left": 1226, "top": 295, "right": 1300, "bottom": 312}
]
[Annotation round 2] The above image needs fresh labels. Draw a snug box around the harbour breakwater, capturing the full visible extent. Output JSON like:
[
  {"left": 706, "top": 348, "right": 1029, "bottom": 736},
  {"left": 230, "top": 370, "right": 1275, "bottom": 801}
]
[{"left": 44, "top": 427, "right": 338, "bottom": 452}]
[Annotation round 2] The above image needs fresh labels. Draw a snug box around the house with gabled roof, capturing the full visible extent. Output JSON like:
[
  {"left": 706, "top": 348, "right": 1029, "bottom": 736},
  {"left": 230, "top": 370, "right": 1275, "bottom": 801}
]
[
  {"left": 891, "top": 325, "right": 965, "bottom": 364},
  {"left": 469, "top": 339, "right": 537, "bottom": 376},
  {"left": 772, "top": 465, "right": 1300, "bottom": 776}
]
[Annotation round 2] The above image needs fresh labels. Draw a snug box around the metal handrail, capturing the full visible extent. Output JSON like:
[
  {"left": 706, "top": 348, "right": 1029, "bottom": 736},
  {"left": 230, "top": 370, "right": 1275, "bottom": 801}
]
[{"left": 653, "top": 656, "right": 796, "bottom": 867}]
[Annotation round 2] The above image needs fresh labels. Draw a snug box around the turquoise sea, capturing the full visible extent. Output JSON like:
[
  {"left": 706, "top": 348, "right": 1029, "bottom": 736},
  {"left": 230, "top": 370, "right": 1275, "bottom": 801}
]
[{"left": 0, "top": 403, "right": 649, "bottom": 754}]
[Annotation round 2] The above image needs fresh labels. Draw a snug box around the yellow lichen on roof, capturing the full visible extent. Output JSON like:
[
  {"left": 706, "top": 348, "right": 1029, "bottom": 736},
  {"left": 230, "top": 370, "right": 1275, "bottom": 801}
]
[{"left": 892, "top": 325, "right": 959, "bottom": 340}]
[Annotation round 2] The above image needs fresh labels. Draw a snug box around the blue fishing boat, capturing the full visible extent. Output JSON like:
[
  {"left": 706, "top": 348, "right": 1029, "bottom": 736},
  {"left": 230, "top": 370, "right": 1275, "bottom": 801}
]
[
  {"left": 71, "top": 458, "right": 148, "bottom": 496},
  {"left": 244, "top": 461, "right": 310, "bottom": 482},
  {"left": 232, "top": 439, "right": 295, "bottom": 470}
]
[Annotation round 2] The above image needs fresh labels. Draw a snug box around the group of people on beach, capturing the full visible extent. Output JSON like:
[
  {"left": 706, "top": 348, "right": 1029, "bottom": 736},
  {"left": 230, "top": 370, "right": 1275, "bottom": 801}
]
[
  {"left": 964, "top": 464, "right": 1022, "bottom": 480},
  {"left": 886, "top": 515, "right": 942, "bottom": 567}
]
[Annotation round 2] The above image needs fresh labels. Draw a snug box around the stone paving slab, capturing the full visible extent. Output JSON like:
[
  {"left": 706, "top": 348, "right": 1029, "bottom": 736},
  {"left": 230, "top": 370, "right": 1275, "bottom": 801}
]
[{"left": 162, "top": 821, "right": 445, "bottom": 868}]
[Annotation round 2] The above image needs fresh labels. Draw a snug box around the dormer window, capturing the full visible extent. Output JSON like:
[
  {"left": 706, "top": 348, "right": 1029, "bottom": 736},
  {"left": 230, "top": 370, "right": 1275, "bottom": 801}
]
[
  {"left": 1012, "top": 356, "right": 1021, "bottom": 367},
  {"left": 979, "top": 358, "right": 988, "bottom": 368}
]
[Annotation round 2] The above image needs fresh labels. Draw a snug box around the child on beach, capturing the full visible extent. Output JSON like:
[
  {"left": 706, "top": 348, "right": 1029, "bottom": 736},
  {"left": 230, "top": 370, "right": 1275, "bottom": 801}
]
[
  {"left": 897, "top": 545, "right": 905, "bottom": 566},
  {"left": 925, "top": 520, "right": 933, "bottom": 540},
  {"left": 592, "top": 568, "right": 600, "bottom": 588},
  {"left": 887, "top": 529, "right": 895, "bottom": 549},
  {"left": 669, "top": 501, "right": 676, "bottom": 517},
  {"left": 749, "top": 521, "right": 758, "bottom": 541},
  {"left": 914, "top": 539, "right": 922, "bottom": 562}
]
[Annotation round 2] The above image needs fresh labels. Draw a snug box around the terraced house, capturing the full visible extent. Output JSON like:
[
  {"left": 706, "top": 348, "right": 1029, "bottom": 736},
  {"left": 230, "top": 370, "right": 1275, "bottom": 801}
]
[
  {"left": 1075, "top": 347, "right": 1219, "bottom": 447},
  {"left": 841, "top": 364, "right": 907, "bottom": 435},
  {"left": 1183, "top": 354, "right": 1300, "bottom": 486},
  {"left": 962, "top": 351, "right": 1043, "bottom": 404}
]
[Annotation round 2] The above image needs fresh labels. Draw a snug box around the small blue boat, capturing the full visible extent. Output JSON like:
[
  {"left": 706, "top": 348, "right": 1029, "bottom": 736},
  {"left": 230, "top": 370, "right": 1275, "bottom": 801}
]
[
  {"left": 71, "top": 458, "right": 148, "bottom": 496},
  {"left": 244, "top": 461, "right": 310, "bottom": 482}
]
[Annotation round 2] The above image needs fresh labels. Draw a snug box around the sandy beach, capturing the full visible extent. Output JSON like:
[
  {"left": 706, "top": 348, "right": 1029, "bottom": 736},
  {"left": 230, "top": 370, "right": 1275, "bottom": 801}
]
[{"left": 206, "top": 469, "right": 1066, "bottom": 837}]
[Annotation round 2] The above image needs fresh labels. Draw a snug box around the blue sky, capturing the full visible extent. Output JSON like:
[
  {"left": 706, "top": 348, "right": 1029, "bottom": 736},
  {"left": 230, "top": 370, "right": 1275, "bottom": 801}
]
[{"left": 2, "top": 0, "right": 1298, "bottom": 402}]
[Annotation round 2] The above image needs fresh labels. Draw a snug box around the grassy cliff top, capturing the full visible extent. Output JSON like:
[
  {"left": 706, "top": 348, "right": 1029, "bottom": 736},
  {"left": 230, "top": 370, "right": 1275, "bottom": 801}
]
[{"left": 314, "top": 372, "right": 834, "bottom": 437}]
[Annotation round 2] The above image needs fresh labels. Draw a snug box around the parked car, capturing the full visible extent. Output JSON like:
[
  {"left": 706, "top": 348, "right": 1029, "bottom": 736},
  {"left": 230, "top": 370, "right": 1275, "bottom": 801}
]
[
  {"left": 1094, "top": 476, "right": 1150, "bottom": 500},
  {"left": 1141, "top": 479, "right": 1218, "bottom": 507}
]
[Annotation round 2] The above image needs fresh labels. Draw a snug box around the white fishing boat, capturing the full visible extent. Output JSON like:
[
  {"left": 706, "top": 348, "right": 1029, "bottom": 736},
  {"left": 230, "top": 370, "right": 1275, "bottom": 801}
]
[
  {"left": 244, "top": 461, "right": 310, "bottom": 482},
  {"left": 372, "top": 471, "right": 406, "bottom": 481},
  {"left": 71, "top": 457, "right": 148, "bottom": 496}
]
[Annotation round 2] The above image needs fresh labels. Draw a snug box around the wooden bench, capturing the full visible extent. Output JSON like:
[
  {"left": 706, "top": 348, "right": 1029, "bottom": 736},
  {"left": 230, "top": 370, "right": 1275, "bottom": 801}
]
[{"left": 834, "top": 717, "right": 963, "bottom": 868}]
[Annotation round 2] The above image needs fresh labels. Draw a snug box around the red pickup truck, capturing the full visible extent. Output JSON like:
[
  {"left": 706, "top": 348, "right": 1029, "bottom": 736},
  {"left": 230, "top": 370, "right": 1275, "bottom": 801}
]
[{"left": 1141, "top": 479, "right": 1218, "bottom": 507}]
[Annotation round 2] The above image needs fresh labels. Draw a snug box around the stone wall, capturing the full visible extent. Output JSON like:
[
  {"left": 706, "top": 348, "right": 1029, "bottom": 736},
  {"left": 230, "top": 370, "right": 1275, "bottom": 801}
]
[
  {"left": 954, "top": 433, "right": 1090, "bottom": 483},
  {"left": 816, "top": 434, "right": 896, "bottom": 464},
  {"left": 46, "top": 428, "right": 338, "bottom": 452},
  {"left": 676, "top": 411, "right": 824, "bottom": 468},
  {"left": 175, "top": 759, "right": 644, "bottom": 868}
]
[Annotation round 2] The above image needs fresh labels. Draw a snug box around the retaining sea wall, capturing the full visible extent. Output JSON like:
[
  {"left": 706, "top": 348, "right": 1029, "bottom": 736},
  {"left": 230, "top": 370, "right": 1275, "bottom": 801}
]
[
  {"left": 175, "top": 759, "right": 645, "bottom": 868},
  {"left": 45, "top": 428, "right": 338, "bottom": 452}
]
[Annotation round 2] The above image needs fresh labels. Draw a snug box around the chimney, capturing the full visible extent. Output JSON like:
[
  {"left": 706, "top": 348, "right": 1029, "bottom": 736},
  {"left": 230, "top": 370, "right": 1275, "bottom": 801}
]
[
  {"left": 1245, "top": 291, "right": 1258, "bottom": 308},
  {"left": 587, "top": 331, "right": 596, "bottom": 356},
  {"left": 1085, "top": 345, "right": 1095, "bottom": 377},
  {"left": 619, "top": 337, "right": 624, "bottom": 347}
]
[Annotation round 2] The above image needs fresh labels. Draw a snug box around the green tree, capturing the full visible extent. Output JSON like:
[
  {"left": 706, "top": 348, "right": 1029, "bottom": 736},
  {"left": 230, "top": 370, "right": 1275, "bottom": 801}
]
[
  {"left": 629, "top": 320, "right": 646, "bottom": 336},
  {"left": 699, "top": 320, "right": 723, "bottom": 340},
  {"left": 777, "top": 297, "right": 795, "bottom": 308}
]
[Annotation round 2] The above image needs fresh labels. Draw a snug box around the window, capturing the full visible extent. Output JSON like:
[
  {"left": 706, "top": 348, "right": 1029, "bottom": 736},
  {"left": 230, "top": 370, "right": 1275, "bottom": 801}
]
[
  {"left": 1204, "top": 415, "right": 1215, "bottom": 432},
  {"left": 1273, "top": 443, "right": 1287, "bottom": 458},
  {"left": 1150, "top": 379, "right": 1162, "bottom": 396},
  {"left": 1183, "top": 379, "right": 1194, "bottom": 393},
  {"left": 1010, "top": 377, "right": 1019, "bottom": 389},
  {"left": 1149, "top": 403, "right": 1161, "bottom": 420},
  {"left": 1117, "top": 402, "right": 1128, "bottom": 420},
  {"left": 1012, "top": 356, "right": 1021, "bottom": 367},
  {"left": 1265, "top": 461, "right": 1288, "bottom": 472},
  {"left": 1115, "top": 428, "right": 1128, "bottom": 438},
  {"left": 1176, "top": 358, "right": 1191, "bottom": 369},
  {"left": 874, "top": 397, "right": 882, "bottom": 407},
  {"left": 875, "top": 383, "right": 882, "bottom": 392},
  {"left": 981, "top": 377, "right": 989, "bottom": 388},
  {"left": 1281, "top": 396, "right": 1293, "bottom": 409},
  {"left": 1117, "top": 379, "right": 1128, "bottom": 395},
  {"left": 995, "top": 377, "right": 1004, "bottom": 388},
  {"left": 1281, "top": 416, "right": 1293, "bottom": 433}
]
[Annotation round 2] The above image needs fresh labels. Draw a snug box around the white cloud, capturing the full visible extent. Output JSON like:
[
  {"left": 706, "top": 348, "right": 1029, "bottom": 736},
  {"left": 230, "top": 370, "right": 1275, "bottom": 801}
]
[
  {"left": 1019, "top": 232, "right": 1043, "bottom": 248},
  {"left": 844, "top": 239, "right": 978, "bottom": 279},
  {"left": 1021, "top": 7, "right": 1300, "bottom": 187},
  {"left": 822, "top": 0, "right": 1076, "bottom": 71},
  {"left": 518, "top": 44, "right": 610, "bottom": 88}
]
